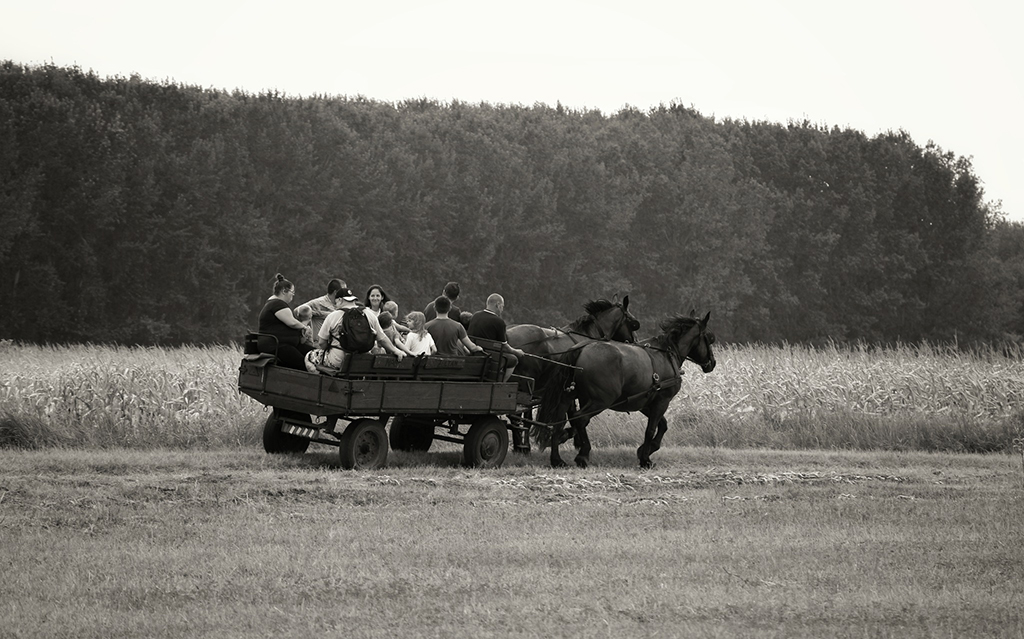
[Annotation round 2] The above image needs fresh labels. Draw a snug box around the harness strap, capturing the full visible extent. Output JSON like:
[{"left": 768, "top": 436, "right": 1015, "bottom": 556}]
[{"left": 640, "top": 342, "right": 681, "bottom": 401}]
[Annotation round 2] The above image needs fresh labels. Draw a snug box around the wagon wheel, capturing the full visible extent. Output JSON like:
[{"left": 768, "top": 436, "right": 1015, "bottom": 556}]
[
  {"left": 262, "top": 409, "right": 311, "bottom": 454},
  {"left": 339, "top": 419, "right": 389, "bottom": 470},
  {"left": 462, "top": 416, "right": 509, "bottom": 468},
  {"left": 388, "top": 416, "right": 435, "bottom": 452}
]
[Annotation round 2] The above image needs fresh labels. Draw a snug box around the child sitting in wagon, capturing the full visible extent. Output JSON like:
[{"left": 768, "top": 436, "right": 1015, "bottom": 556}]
[
  {"left": 402, "top": 311, "right": 436, "bottom": 356},
  {"left": 294, "top": 304, "right": 315, "bottom": 348}
]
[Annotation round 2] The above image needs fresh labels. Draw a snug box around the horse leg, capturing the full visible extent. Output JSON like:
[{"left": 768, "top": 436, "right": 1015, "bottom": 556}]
[
  {"left": 548, "top": 402, "right": 569, "bottom": 468},
  {"left": 556, "top": 402, "right": 577, "bottom": 447},
  {"left": 571, "top": 413, "right": 593, "bottom": 469},
  {"left": 637, "top": 415, "right": 661, "bottom": 469},
  {"left": 649, "top": 414, "right": 669, "bottom": 454},
  {"left": 569, "top": 401, "right": 586, "bottom": 448}
]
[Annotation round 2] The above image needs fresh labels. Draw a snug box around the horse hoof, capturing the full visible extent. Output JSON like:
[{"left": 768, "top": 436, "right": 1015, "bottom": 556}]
[
  {"left": 574, "top": 457, "right": 588, "bottom": 469},
  {"left": 551, "top": 459, "right": 568, "bottom": 469},
  {"left": 639, "top": 459, "right": 654, "bottom": 470}
]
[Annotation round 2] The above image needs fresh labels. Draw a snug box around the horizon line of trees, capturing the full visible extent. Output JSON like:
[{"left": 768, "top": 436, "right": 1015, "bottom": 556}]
[{"left": 1, "top": 62, "right": 1022, "bottom": 347}]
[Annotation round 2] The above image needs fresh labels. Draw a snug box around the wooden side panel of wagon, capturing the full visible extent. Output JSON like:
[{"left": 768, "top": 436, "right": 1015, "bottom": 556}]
[{"left": 238, "top": 356, "right": 517, "bottom": 417}]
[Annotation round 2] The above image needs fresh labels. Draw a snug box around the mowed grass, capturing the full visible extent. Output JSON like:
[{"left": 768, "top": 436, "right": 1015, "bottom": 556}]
[
  {"left": 2, "top": 341, "right": 1023, "bottom": 637},
  {"left": 1, "top": 447, "right": 1021, "bottom": 638}
]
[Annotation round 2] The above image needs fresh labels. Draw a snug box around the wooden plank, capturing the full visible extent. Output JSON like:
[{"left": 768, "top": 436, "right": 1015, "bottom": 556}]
[
  {"left": 382, "top": 381, "right": 442, "bottom": 412},
  {"left": 491, "top": 383, "right": 518, "bottom": 412},
  {"left": 422, "top": 357, "right": 467, "bottom": 370},
  {"left": 241, "top": 359, "right": 520, "bottom": 417},
  {"left": 348, "top": 380, "right": 385, "bottom": 412},
  {"left": 319, "top": 377, "right": 353, "bottom": 411},
  {"left": 342, "top": 353, "right": 418, "bottom": 378},
  {"left": 265, "top": 367, "right": 320, "bottom": 402},
  {"left": 419, "top": 356, "right": 487, "bottom": 380},
  {"left": 440, "top": 382, "right": 493, "bottom": 411},
  {"left": 237, "top": 362, "right": 266, "bottom": 391}
]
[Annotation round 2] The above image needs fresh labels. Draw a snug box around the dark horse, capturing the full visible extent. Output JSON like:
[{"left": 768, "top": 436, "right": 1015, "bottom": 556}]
[
  {"left": 507, "top": 296, "right": 641, "bottom": 395},
  {"left": 506, "top": 297, "right": 640, "bottom": 447},
  {"left": 539, "top": 312, "right": 716, "bottom": 469}
]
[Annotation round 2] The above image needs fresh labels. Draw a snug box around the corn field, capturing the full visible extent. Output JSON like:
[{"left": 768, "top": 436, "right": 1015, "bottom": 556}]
[
  {"left": 2, "top": 340, "right": 1023, "bottom": 452},
  {"left": 0, "top": 342, "right": 262, "bottom": 448},
  {"left": 686, "top": 341, "right": 1024, "bottom": 419}
]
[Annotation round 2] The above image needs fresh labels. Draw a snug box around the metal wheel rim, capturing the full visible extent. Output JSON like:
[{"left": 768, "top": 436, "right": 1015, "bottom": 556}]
[
  {"left": 354, "top": 430, "right": 383, "bottom": 465},
  {"left": 479, "top": 430, "right": 502, "bottom": 460}
]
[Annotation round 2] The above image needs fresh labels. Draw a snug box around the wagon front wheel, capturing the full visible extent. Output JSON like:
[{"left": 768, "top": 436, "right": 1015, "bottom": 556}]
[
  {"left": 339, "top": 419, "right": 389, "bottom": 470},
  {"left": 263, "top": 409, "right": 311, "bottom": 454},
  {"left": 462, "top": 416, "right": 509, "bottom": 468}
]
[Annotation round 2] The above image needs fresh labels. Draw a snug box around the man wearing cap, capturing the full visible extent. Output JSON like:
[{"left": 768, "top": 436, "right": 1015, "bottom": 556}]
[
  {"left": 316, "top": 286, "right": 406, "bottom": 368},
  {"left": 424, "top": 281, "right": 462, "bottom": 322},
  {"left": 468, "top": 293, "right": 525, "bottom": 382}
]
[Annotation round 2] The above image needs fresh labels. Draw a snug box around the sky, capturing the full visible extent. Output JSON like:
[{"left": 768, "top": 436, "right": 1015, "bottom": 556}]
[{"left": 4, "top": 0, "right": 1022, "bottom": 221}]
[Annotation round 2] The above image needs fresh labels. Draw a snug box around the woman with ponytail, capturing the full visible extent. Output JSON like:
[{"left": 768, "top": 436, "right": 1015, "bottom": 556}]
[{"left": 257, "top": 274, "right": 313, "bottom": 370}]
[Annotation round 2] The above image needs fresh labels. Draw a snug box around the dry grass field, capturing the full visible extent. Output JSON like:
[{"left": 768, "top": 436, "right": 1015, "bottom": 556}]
[
  {"left": 2, "top": 341, "right": 1023, "bottom": 637},
  {"left": 2, "top": 341, "right": 1022, "bottom": 454}
]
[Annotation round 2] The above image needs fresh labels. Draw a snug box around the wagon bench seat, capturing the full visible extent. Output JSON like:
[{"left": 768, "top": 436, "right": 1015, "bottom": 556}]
[{"left": 308, "top": 351, "right": 507, "bottom": 382}]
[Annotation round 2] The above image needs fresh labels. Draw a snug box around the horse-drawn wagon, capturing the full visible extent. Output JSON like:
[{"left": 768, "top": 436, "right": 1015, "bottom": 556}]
[
  {"left": 236, "top": 296, "right": 709, "bottom": 471},
  {"left": 237, "top": 333, "right": 533, "bottom": 469}
]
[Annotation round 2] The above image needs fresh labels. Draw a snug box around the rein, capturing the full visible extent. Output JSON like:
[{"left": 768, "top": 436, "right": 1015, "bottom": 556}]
[
  {"left": 589, "top": 306, "right": 635, "bottom": 343},
  {"left": 636, "top": 322, "right": 711, "bottom": 369},
  {"left": 517, "top": 303, "right": 638, "bottom": 353}
]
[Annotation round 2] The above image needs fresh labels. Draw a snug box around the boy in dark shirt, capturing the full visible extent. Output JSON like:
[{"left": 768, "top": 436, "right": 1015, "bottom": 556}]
[{"left": 426, "top": 295, "right": 484, "bottom": 356}]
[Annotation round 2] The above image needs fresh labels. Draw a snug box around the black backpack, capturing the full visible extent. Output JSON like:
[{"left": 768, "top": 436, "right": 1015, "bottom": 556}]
[{"left": 331, "top": 305, "right": 376, "bottom": 354}]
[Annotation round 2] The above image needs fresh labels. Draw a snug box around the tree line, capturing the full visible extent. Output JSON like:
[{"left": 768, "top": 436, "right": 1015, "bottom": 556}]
[{"left": 1, "top": 62, "right": 1021, "bottom": 346}]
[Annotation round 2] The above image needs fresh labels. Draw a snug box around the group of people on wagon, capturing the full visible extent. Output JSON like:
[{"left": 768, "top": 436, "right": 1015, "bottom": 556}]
[{"left": 257, "top": 275, "right": 524, "bottom": 381}]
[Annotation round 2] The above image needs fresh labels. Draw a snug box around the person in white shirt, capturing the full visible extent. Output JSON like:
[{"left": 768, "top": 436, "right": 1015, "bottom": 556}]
[{"left": 402, "top": 311, "right": 437, "bottom": 356}]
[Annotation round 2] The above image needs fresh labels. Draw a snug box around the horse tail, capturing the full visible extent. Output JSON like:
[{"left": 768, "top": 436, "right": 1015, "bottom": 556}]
[{"left": 534, "top": 343, "right": 587, "bottom": 437}]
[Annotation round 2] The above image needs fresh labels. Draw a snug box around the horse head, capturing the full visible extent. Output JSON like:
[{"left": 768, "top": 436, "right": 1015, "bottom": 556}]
[
  {"left": 580, "top": 295, "right": 640, "bottom": 343},
  {"left": 662, "top": 311, "right": 716, "bottom": 373}
]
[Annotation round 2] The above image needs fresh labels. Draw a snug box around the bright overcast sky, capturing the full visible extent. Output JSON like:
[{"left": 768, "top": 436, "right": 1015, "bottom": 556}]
[{"left": 4, "top": 0, "right": 1022, "bottom": 221}]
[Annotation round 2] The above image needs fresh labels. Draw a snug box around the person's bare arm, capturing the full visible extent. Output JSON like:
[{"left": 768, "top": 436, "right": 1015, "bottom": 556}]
[
  {"left": 375, "top": 325, "right": 406, "bottom": 359},
  {"left": 505, "top": 342, "right": 526, "bottom": 358},
  {"left": 274, "top": 307, "right": 306, "bottom": 330},
  {"left": 391, "top": 332, "right": 415, "bottom": 356},
  {"left": 460, "top": 335, "right": 485, "bottom": 354}
]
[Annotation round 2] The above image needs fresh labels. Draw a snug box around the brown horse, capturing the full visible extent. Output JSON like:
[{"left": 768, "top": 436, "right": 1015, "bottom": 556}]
[
  {"left": 507, "top": 296, "right": 640, "bottom": 398},
  {"left": 539, "top": 312, "right": 716, "bottom": 469}
]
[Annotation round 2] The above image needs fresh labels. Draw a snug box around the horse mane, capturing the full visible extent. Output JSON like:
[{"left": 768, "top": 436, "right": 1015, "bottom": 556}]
[
  {"left": 648, "top": 315, "right": 700, "bottom": 349},
  {"left": 565, "top": 299, "right": 617, "bottom": 332}
]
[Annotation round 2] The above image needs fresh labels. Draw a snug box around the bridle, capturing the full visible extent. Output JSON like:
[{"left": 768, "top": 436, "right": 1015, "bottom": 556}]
[
  {"left": 640, "top": 321, "right": 714, "bottom": 370},
  {"left": 687, "top": 326, "right": 716, "bottom": 371},
  {"left": 572, "top": 302, "right": 640, "bottom": 343}
]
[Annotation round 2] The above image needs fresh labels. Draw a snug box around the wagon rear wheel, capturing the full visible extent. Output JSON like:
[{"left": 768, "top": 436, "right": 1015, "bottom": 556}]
[
  {"left": 462, "top": 416, "right": 509, "bottom": 468},
  {"left": 262, "top": 409, "right": 311, "bottom": 454},
  {"left": 339, "top": 419, "right": 389, "bottom": 470},
  {"left": 388, "top": 416, "right": 435, "bottom": 452}
]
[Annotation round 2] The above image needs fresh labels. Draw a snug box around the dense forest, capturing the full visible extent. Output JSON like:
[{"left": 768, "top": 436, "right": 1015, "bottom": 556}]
[{"left": 1, "top": 62, "right": 1022, "bottom": 346}]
